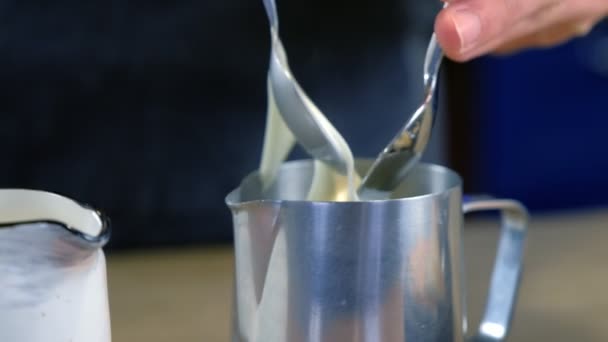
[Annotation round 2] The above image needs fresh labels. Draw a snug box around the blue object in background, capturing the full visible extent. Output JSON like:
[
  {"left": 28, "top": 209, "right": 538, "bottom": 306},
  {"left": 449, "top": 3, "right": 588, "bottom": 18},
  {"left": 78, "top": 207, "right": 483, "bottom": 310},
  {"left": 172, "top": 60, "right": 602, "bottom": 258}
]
[{"left": 470, "top": 21, "right": 608, "bottom": 212}]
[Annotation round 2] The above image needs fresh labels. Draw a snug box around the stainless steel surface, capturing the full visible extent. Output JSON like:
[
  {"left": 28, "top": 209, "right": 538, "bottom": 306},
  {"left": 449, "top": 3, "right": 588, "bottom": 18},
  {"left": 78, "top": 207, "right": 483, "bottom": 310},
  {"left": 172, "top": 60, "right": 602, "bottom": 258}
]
[
  {"left": 463, "top": 199, "right": 528, "bottom": 341},
  {"left": 260, "top": 0, "right": 358, "bottom": 199},
  {"left": 359, "top": 17, "right": 445, "bottom": 199},
  {"left": 105, "top": 208, "right": 608, "bottom": 342},
  {"left": 226, "top": 159, "right": 528, "bottom": 342}
]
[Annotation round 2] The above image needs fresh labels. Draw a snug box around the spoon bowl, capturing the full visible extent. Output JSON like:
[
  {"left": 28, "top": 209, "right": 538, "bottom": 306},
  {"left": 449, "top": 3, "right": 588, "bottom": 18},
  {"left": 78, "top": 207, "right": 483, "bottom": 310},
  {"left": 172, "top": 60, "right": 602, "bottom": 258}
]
[{"left": 359, "top": 32, "right": 444, "bottom": 200}]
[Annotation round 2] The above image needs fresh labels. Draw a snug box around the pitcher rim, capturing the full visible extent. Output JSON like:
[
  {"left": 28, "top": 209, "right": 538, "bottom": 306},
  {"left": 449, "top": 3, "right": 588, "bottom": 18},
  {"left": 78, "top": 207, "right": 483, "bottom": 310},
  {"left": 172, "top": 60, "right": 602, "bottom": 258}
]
[{"left": 226, "top": 160, "right": 463, "bottom": 207}]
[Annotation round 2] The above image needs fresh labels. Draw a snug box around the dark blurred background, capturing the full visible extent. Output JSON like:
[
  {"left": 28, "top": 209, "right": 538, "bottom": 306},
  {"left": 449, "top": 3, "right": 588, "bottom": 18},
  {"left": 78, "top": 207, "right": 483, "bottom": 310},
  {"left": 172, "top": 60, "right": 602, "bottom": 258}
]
[{"left": 0, "top": 1, "right": 606, "bottom": 250}]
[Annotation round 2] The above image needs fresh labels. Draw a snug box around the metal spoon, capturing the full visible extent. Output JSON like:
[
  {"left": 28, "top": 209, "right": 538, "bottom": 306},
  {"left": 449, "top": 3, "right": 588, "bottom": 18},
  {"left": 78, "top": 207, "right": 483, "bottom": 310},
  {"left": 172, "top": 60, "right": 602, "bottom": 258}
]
[
  {"left": 358, "top": 28, "right": 444, "bottom": 200},
  {"left": 262, "top": 0, "right": 360, "bottom": 201}
]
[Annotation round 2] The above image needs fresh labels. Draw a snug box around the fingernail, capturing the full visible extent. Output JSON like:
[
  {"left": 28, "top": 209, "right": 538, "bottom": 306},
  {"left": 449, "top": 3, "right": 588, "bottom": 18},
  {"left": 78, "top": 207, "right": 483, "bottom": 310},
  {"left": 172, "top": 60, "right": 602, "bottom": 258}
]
[{"left": 450, "top": 9, "right": 481, "bottom": 52}]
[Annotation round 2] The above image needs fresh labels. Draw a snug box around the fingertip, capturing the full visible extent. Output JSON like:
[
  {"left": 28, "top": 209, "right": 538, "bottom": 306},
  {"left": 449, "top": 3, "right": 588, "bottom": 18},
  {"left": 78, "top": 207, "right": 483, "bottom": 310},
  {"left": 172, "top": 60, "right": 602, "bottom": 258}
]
[{"left": 435, "top": 10, "right": 470, "bottom": 62}]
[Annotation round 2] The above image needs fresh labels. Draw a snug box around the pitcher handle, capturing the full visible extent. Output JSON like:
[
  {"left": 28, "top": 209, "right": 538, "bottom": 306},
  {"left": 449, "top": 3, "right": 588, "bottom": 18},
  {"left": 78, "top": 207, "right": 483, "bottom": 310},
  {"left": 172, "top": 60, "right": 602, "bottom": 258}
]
[{"left": 463, "top": 197, "right": 529, "bottom": 341}]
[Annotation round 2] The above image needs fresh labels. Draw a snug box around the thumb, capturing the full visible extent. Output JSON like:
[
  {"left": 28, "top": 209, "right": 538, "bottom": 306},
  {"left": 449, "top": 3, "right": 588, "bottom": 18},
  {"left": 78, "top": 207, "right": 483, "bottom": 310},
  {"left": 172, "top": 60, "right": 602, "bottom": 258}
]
[{"left": 435, "top": 0, "right": 546, "bottom": 61}]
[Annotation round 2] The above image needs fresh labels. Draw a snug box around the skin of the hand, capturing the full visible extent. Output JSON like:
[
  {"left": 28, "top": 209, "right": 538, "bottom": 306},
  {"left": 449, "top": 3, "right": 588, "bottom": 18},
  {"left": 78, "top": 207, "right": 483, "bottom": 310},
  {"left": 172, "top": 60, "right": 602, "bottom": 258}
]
[{"left": 434, "top": 0, "right": 608, "bottom": 62}]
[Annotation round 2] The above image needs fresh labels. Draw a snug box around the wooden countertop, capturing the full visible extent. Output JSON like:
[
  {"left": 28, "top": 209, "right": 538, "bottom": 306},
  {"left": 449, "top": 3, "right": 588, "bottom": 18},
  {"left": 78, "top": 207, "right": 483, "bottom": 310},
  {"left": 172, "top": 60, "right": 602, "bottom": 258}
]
[{"left": 106, "top": 208, "right": 608, "bottom": 341}]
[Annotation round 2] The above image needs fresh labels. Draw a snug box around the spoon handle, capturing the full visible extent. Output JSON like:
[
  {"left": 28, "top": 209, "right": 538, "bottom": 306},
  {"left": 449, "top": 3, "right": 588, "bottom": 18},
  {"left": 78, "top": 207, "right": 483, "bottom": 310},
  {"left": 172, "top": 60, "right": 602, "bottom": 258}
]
[
  {"left": 423, "top": 3, "right": 447, "bottom": 91},
  {"left": 423, "top": 33, "right": 443, "bottom": 91}
]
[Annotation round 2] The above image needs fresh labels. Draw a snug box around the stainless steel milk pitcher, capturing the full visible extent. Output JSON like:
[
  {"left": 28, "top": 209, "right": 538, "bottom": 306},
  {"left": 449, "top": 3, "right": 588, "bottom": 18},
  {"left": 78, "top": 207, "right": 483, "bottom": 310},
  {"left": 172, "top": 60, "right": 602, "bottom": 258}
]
[{"left": 226, "top": 159, "right": 528, "bottom": 342}]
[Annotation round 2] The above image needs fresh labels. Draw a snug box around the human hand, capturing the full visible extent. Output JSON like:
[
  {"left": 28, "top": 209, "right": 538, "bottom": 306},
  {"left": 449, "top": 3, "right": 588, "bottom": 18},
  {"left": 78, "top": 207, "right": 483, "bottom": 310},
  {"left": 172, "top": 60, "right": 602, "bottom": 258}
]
[{"left": 434, "top": 0, "right": 608, "bottom": 61}]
